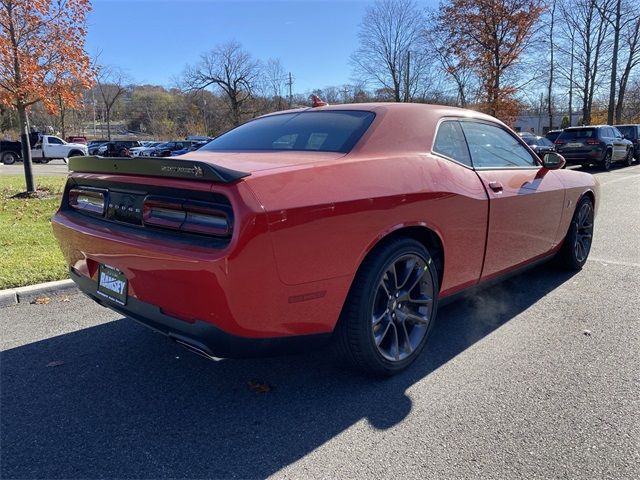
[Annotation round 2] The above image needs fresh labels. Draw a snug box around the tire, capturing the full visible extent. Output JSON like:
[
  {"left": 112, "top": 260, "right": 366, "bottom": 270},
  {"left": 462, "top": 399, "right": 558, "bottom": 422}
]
[
  {"left": 556, "top": 196, "right": 594, "bottom": 270},
  {"left": 68, "top": 150, "right": 83, "bottom": 158},
  {"left": 39, "top": 158, "right": 50, "bottom": 164},
  {"left": 601, "top": 150, "right": 612, "bottom": 171},
  {"left": 334, "top": 237, "right": 439, "bottom": 376},
  {"left": 624, "top": 148, "right": 634, "bottom": 167},
  {"left": 2, "top": 152, "right": 17, "bottom": 165}
]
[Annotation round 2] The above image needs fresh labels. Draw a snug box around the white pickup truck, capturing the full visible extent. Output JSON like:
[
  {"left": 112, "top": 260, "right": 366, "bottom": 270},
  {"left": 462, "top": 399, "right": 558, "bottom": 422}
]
[{"left": 30, "top": 135, "right": 88, "bottom": 163}]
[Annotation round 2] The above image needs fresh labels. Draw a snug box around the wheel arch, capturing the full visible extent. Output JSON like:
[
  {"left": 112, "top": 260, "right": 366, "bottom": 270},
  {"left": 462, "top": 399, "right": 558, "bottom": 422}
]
[
  {"left": 358, "top": 224, "right": 445, "bottom": 291},
  {"left": 68, "top": 149, "right": 84, "bottom": 157}
]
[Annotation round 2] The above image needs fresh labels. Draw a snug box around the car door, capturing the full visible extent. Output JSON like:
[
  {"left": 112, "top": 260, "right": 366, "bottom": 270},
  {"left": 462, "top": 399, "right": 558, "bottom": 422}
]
[
  {"left": 45, "top": 136, "right": 66, "bottom": 158},
  {"left": 460, "top": 120, "right": 566, "bottom": 281},
  {"left": 611, "top": 127, "right": 627, "bottom": 159}
]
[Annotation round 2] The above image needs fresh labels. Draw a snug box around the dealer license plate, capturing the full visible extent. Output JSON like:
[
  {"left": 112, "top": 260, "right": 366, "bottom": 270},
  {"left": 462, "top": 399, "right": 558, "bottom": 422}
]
[
  {"left": 566, "top": 142, "right": 582, "bottom": 148},
  {"left": 97, "top": 264, "right": 128, "bottom": 305}
]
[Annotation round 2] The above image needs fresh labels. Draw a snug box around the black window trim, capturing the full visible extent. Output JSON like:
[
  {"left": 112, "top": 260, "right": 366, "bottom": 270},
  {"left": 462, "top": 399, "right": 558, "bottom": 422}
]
[{"left": 431, "top": 117, "right": 542, "bottom": 171}]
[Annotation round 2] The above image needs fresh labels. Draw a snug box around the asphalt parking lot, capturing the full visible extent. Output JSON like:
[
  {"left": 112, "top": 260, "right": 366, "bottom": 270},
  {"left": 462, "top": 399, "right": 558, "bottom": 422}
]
[
  {"left": 1, "top": 165, "right": 639, "bottom": 479},
  {"left": 1, "top": 161, "right": 69, "bottom": 177}
]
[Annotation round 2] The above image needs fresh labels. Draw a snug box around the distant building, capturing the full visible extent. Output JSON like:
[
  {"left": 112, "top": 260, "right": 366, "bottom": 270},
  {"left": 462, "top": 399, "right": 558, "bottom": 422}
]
[{"left": 512, "top": 111, "right": 581, "bottom": 135}]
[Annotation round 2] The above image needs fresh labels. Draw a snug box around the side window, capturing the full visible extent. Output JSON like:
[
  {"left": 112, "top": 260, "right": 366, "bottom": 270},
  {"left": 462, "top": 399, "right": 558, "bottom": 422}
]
[
  {"left": 48, "top": 137, "right": 63, "bottom": 145},
  {"left": 460, "top": 121, "right": 538, "bottom": 168},
  {"left": 433, "top": 120, "right": 472, "bottom": 167},
  {"left": 612, "top": 127, "right": 622, "bottom": 138}
]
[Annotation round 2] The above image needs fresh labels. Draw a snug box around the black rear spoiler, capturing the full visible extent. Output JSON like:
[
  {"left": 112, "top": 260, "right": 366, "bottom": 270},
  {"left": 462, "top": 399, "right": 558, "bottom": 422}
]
[{"left": 68, "top": 156, "right": 250, "bottom": 183}]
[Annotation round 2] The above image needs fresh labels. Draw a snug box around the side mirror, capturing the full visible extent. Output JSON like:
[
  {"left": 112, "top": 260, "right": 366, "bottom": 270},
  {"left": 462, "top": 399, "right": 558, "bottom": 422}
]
[{"left": 542, "top": 152, "right": 566, "bottom": 170}]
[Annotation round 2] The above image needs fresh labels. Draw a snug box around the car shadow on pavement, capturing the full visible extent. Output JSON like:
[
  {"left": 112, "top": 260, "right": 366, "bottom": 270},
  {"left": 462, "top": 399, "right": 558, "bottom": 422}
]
[{"left": 1, "top": 263, "right": 577, "bottom": 479}]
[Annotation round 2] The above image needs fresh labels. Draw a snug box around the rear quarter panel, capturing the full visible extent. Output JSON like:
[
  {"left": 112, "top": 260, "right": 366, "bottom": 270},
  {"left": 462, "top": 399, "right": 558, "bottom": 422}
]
[{"left": 245, "top": 153, "right": 489, "bottom": 296}]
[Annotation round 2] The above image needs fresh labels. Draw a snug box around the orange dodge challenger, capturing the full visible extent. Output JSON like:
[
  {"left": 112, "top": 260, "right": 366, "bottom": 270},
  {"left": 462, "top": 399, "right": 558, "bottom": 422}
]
[{"left": 52, "top": 103, "right": 598, "bottom": 375}]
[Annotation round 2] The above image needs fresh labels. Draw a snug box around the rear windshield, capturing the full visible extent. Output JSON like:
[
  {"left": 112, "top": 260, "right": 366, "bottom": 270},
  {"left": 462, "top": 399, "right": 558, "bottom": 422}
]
[
  {"left": 201, "top": 111, "right": 376, "bottom": 153},
  {"left": 558, "top": 128, "right": 597, "bottom": 140},
  {"left": 616, "top": 126, "right": 636, "bottom": 138}
]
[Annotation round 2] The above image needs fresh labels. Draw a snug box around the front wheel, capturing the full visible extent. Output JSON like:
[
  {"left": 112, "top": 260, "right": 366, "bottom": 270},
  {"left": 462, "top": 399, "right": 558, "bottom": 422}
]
[
  {"left": 334, "top": 238, "right": 439, "bottom": 376},
  {"left": 556, "top": 196, "right": 594, "bottom": 270},
  {"left": 624, "top": 148, "right": 634, "bottom": 167}
]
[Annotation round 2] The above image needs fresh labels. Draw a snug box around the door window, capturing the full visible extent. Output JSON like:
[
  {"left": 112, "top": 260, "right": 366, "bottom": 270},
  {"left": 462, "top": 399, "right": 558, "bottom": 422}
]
[
  {"left": 460, "top": 122, "right": 538, "bottom": 168},
  {"left": 48, "top": 137, "right": 63, "bottom": 145},
  {"left": 433, "top": 121, "right": 472, "bottom": 166}
]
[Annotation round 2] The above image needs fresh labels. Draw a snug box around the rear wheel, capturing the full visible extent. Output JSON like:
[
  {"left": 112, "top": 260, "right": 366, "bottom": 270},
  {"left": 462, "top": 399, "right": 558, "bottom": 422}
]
[
  {"left": 556, "top": 196, "right": 594, "bottom": 270},
  {"left": 2, "top": 152, "right": 17, "bottom": 165},
  {"left": 601, "top": 150, "right": 612, "bottom": 171},
  {"left": 334, "top": 238, "right": 439, "bottom": 376}
]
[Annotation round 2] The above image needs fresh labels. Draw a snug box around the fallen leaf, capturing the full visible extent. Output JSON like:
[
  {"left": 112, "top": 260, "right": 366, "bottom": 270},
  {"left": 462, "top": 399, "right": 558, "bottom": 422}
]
[
  {"left": 32, "top": 296, "right": 50, "bottom": 305},
  {"left": 47, "top": 360, "right": 64, "bottom": 367},
  {"left": 583, "top": 329, "right": 592, "bottom": 336},
  {"left": 247, "top": 380, "right": 272, "bottom": 393},
  {"left": 58, "top": 296, "right": 70, "bottom": 302}
]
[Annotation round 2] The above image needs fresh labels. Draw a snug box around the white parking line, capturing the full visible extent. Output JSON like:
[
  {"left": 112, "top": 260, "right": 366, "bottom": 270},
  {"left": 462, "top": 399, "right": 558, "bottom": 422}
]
[
  {"left": 598, "top": 173, "right": 640, "bottom": 186},
  {"left": 590, "top": 258, "right": 640, "bottom": 268}
]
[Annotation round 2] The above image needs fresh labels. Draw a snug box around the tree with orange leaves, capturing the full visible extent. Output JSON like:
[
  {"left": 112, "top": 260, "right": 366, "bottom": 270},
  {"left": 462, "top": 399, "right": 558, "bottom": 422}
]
[
  {"left": 0, "top": 0, "right": 93, "bottom": 192},
  {"left": 434, "top": 0, "right": 545, "bottom": 123}
]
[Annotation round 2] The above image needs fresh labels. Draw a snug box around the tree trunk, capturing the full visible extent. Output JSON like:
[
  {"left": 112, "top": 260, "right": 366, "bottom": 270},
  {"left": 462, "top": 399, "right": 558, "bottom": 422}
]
[
  {"left": 17, "top": 104, "right": 35, "bottom": 193},
  {"left": 106, "top": 106, "right": 111, "bottom": 140},
  {"left": 548, "top": 0, "right": 556, "bottom": 131},
  {"left": 607, "top": 0, "right": 621, "bottom": 125}
]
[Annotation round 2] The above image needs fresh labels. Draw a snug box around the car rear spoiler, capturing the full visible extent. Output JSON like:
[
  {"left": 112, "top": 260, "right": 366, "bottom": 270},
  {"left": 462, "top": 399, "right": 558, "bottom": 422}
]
[{"left": 68, "top": 156, "right": 250, "bottom": 183}]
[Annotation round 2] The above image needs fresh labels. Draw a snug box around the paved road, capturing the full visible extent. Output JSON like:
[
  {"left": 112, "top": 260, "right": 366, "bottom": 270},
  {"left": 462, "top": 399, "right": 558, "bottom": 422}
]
[
  {"left": 1, "top": 161, "right": 69, "bottom": 177},
  {"left": 1, "top": 165, "right": 639, "bottom": 479}
]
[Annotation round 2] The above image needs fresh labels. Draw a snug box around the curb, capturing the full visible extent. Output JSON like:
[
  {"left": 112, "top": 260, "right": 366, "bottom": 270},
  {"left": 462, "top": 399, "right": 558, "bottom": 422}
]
[{"left": 0, "top": 279, "right": 78, "bottom": 307}]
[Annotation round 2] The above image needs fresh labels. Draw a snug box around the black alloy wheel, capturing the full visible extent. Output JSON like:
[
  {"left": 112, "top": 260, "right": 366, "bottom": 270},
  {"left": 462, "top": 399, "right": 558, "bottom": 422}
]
[{"left": 335, "top": 238, "right": 439, "bottom": 376}]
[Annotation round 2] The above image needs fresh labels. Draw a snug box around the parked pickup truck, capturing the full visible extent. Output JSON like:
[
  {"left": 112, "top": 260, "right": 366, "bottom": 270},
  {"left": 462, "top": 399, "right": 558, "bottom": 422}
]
[{"left": 0, "top": 135, "right": 88, "bottom": 164}]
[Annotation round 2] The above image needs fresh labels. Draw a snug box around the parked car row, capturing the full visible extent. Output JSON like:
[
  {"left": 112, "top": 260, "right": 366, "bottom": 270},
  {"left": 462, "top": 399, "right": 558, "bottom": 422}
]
[{"left": 85, "top": 139, "right": 213, "bottom": 158}]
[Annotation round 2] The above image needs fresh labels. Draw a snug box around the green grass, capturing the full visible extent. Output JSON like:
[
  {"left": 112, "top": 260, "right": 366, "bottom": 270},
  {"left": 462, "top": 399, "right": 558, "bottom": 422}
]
[{"left": 0, "top": 176, "right": 69, "bottom": 289}]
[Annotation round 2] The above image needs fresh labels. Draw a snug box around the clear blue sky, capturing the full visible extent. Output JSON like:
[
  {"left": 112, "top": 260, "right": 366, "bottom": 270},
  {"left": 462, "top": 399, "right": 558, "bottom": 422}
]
[{"left": 86, "top": 0, "right": 384, "bottom": 93}]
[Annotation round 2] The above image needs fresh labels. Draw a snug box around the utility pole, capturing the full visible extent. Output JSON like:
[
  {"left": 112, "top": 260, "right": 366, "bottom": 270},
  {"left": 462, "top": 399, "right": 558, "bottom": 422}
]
[{"left": 287, "top": 72, "right": 293, "bottom": 108}]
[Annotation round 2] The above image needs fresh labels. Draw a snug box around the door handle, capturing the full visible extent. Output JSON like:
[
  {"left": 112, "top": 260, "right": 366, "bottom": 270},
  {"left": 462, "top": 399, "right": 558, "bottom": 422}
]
[{"left": 488, "top": 181, "right": 503, "bottom": 193}]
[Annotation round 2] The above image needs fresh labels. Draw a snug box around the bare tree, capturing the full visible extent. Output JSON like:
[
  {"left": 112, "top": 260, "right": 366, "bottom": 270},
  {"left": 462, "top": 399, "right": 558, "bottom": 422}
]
[
  {"left": 547, "top": 0, "right": 557, "bottom": 130},
  {"left": 263, "top": 58, "right": 287, "bottom": 110},
  {"left": 614, "top": 2, "right": 640, "bottom": 122},
  {"left": 182, "top": 41, "right": 262, "bottom": 126},
  {"left": 95, "top": 65, "right": 128, "bottom": 140},
  {"left": 561, "top": 0, "right": 612, "bottom": 125},
  {"left": 351, "top": 0, "right": 428, "bottom": 102}
]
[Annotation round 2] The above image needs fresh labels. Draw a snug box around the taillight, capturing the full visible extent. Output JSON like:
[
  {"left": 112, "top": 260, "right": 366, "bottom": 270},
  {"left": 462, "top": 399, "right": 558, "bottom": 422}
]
[
  {"left": 554, "top": 139, "right": 565, "bottom": 144},
  {"left": 143, "top": 196, "right": 231, "bottom": 237},
  {"left": 68, "top": 188, "right": 106, "bottom": 216},
  {"left": 585, "top": 138, "right": 600, "bottom": 145}
]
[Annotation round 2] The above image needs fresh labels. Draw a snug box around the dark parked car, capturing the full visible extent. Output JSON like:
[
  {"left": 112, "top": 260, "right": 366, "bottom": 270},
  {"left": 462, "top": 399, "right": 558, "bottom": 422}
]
[
  {"left": 0, "top": 140, "right": 22, "bottom": 164},
  {"left": 615, "top": 124, "right": 639, "bottom": 162},
  {"left": 149, "top": 141, "right": 192, "bottom": 157},
  {"left": 170, "top": 141, "right": 208, "bottom": 156},
  {"left": 554, "top": 125, "right": 634, "bottom": 170},
  {"left": 520, "top": 135, "right": 555, "bottom": 158},
  {"left": 88, "top": 140, "right": 109, "bottom": 155},
  {"left": 545, "top": 130, "right": 563, "bottom": 143},
  {"left": 97, "top": 140, "right": 142, "bottom": 157}
]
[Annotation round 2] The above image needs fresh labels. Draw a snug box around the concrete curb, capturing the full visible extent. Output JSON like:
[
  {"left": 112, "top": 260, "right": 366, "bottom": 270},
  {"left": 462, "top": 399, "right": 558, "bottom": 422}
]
[{"left": 0, "top": 279, "right": 77, "bottom": 307}]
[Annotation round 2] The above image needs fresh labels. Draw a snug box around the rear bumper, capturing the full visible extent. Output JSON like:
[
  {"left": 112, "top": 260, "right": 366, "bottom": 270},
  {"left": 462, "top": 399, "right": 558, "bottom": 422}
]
[
  {"left": 558, "top": 148, "right": 603, "bottom": 164},
  {"left": 70, "top": 268, "right": 330, "bottom": 358}
]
